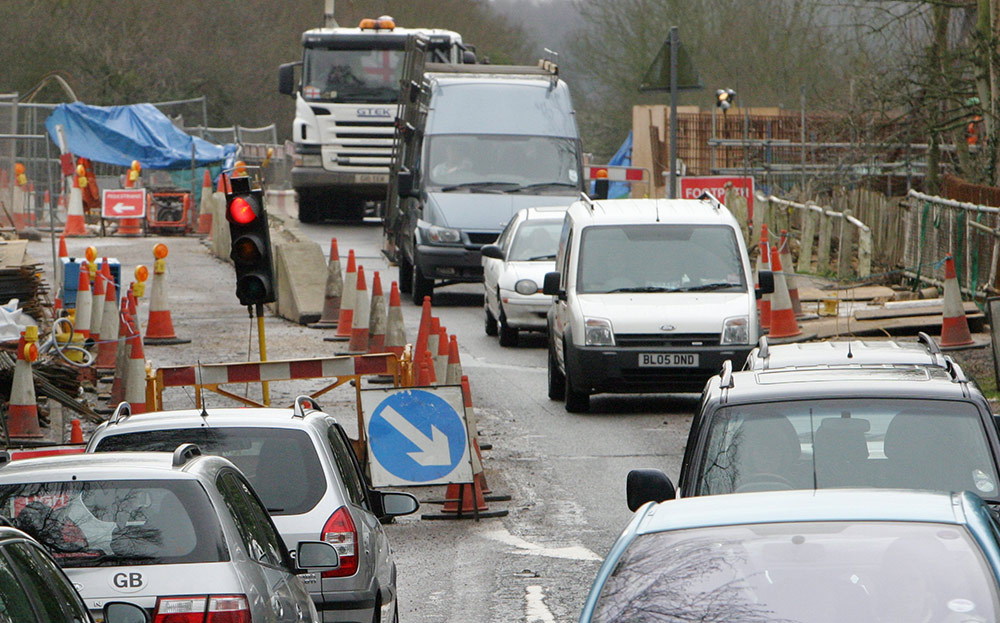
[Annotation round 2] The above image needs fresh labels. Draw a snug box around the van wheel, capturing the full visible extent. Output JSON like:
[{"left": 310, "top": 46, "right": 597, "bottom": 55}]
[
  {"left": 563, "top": 358, "right": 590, "bottom": 413},
  {"left": 498, "top": 308, "right": 518, "bottom": 347},
  {"left": 484, "top": 303, "right": 498, "bottom": 336},
  {"left": 412, "top": 266, "right": 434, "bottom": 305},
  {"left": 398, "top": 255, "right": 413, "bottom": 294},
  {"left": 547, "top": 343, "right": 565, "bottom": 400}
]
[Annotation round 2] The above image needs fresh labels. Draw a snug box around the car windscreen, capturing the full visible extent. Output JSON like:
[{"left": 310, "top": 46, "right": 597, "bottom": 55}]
[
  {"left": 93, "top": 428, "right": 325, "bottom": 515},
  {"left": 426, "top": 134, "right": 581, "bottom": 191},
  {"left": 696, "top": 398, "right": 999, "bottom": 500},
  {"left": 577, "top": 224, "right": 747, "bottom": 294},
  {"left": 302, "top": 48, "right": 404, "bottom": 103},
  {"left": 0, "top": 479, "right": 226, "bottom": 568},
  {"left": 509, "top": 221, "right": 563, "bottom": 261},
  {"left": 592, "top": 521, "right": 999, "bottom": 622}
]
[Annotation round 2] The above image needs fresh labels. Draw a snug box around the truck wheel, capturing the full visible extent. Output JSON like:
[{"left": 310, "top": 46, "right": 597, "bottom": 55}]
[
  {"left": 563, "top": 353, "right": 590, "bottom": 413},
  {"left": 297, "top": 192, "right": 320, "bottom": 223},
  {"left": 342, "top": 196, "right": 366, "bottom": 222},
  {"left": 398, "top": 256, "right": 413, "bottom": 294},
  {"left": 498, "top": 308, "right": 518, "bottom": 347},
  {"left": 547, "top": 342, "right": 565, "bottom": 400},
  {"left": 484, "top": 302, "right": 498, "bottom": 336},
  {"left": 412, "top": 266, "right": 434, "bottom": 305}
]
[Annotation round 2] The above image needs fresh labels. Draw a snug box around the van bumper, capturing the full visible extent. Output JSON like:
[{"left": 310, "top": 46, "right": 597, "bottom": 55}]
[
  {"left": 415, "top": 244, "right": 484, "bottom": 282},
  {"left": 566, "top": 342, "right": 752, "bottom": 394}
]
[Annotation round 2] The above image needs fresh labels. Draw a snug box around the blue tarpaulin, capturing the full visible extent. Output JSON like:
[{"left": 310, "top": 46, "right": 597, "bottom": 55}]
[
  {"left": 45, "top": 102, "right": 236, "bottom": 170},
  {"left": 589, "top": 132, "right": 633, "bottom": 199}
]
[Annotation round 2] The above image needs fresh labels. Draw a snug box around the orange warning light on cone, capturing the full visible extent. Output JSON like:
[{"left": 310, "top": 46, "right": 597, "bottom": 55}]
[{"left": 153, "top": 243, "right": 168, "bottom": 260}]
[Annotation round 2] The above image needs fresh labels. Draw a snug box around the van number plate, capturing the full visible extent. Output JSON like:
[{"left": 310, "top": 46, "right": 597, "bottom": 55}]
[
  {"left": 639, "top": 353, "right": 698, "bottom": 367},
  {"left": 355, "top": 173, "right": 389, "bottom": 184}
]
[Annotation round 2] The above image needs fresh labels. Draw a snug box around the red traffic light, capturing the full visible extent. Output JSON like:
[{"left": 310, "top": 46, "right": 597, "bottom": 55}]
[{"left": 229, "top": 196, "right": 257, "bottom": 224}]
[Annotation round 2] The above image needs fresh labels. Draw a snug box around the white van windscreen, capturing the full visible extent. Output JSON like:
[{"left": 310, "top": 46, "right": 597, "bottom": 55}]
[{"left": 577, "top": 225, "right": 746, "bottom": 294}]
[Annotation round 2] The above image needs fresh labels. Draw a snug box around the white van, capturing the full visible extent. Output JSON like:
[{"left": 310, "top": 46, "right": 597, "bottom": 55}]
[{"left": 543, "top": 195, "right": 766, "bottom": 412}]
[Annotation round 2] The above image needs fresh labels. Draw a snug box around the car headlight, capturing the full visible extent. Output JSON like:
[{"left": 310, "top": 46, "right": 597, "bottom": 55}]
[
  {"left": 584, "top": 317, "right": 614, "bottom": 346},
  {"left": 299, "top": 154, "right": 322, "bottom": 167},
  {"left": 514, "top": 279, "right": 538, "bottom": 295},
  {"left": 425, "top": 224, "right": 462, "bottom": 244},
  {"left": 721, "top": 316, "right": 749, "bottom": 345}
]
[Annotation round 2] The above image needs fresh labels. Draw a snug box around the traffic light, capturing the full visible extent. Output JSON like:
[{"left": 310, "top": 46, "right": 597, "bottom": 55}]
[{"left": 225, "top": 176, "right": 276, "bottom": 306}]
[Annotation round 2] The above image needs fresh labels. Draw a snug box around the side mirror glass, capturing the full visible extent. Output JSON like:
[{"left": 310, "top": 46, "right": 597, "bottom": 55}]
[
  {"left": 481, "top": 244, "right": 503, "bottom": 260},
  {"left": 542, "top": 271, "right": 563, "bottom": 299},
  {"left": 756, "top": 270, "right": 774, "bottom": 298},
  {"left": 296, "top": 540, "right": 341, "bottom": 571},
  {"left": 380, "top": 491, "right": 419, "bottom": 517},
  {"left": 105, "top": 602, "right": 150, "bottom": 623},
  {"left": 278, "top": 62, "right": 298, "bottom": 96},
  {"left": 397, "top": 170, "right": 416, "bottom": 198},
  {"left": 462, "top": 50, "right": 477, "bottom": 64},
  {"left": 626, "top": 469, "right": 675, "bottom": 512}
]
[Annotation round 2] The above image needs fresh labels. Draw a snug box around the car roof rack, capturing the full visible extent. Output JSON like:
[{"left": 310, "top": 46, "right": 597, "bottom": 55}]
[
  {"left": 756, "top": 336, "right": 770, "bottom": 366},
  {"left": 109, "top": 401, "right": 132, "bottom": 425},
  {"left": 698, "top": 191, "right": 723, "bottom": 211},
  {"left": 579, "top": 192, "right": 595, "bottom": 210},
  {"left": 719, "top": 360, "right": 734, "bottom": 389},
  {"left": 172, "top": 443, "right": 202, "bottom": 468},
  {"left": 293, "top": 395, "right": 322, "bottom": 419},
  {"left": 945, "top": 358, "right": 968, "bottom": 384}
]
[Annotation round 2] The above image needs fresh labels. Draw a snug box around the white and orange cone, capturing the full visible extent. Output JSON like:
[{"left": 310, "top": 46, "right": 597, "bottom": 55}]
[
  {"left": 756, "top": 224, "right": 771, "bottom": 330},
  {"left": 124, "top": 324, "right": 148, "bottom": 414},
  {"left": 89, "top": 259, "right": 107, "bottom": 342},
  {"left": 73, "top": 263, "right": 92, "bottom": 341},
  {"left": 95, "top": 276, "right": 119, "bottom": 371},
  {"left": 434, "top": 326, "right": 449, "bottom": 384},
  {"left": 145, "top": 244, "right": 189, "bottom": 345},
  {"left": 778, "top": 230, "right": 803, "bottom": 317},
  {"left": 63, "top": 165, "right": 87, "bottom": 237},
  {"left": 445, "top": 335, "right": 462, "bottom": 385},
  {"left": 118, "top": 161, "right": 143, "bottom": 236},
  {"left": 427, "top": 317, "right": 441, "bottom": 384},
  {"left": 312, "top": 238, "right": 344, "bottom": 328},
  {"left": 196, "top": 169, "right": 213, "bottom": 234},
  {"left": 367, "top": 271, "right": 387, "bottom": 353},
  {"left": 109, "top": 302, "right": 133, "bottom": 406},
  {"left": 385, "top": 281, "right": 406, "bottom": 358},
  {"left": 767, "top": 246, "right": 801, "bottom": 339},
  {"left": 347, "top": 266, "right": 371, "bottom": 354},
  {"left": 329, "top": 250, "right": 357, "bottom": 341},
  {"left": 940, "top": 255, "right": 975, "bottom": 348},
  {"left": 7, "top": 327, "right": 42, "bottom": 439},
  {"left": 414, "top": 295, "right": 432, "bottom": 362}
]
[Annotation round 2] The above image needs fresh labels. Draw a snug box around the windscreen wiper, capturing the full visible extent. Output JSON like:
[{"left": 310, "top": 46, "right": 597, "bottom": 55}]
[
  {"left": 676, "top": 282, "right": 743, "bottom": 292},
  {"left": 506, "top": 182, "right": 579, "bottom": 193},
  {"left": 605, "top": 286, "right": 678, "bottom": 293},
  {"left": 525, "top": 254, "right": 557, "bottom": 261},
  {"left": 439, "top": 182, "right": 517, "bottom": 193}
]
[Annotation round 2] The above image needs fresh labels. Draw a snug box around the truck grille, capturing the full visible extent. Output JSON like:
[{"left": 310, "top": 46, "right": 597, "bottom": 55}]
[
  {"left": 329, "top": 120, "right": 395, "bottom": 169},
  {"left": 614, "top": 333, "right": 720, "bottom": 348},
  {"left": 466, "top": 232, "right": 499, "bottom": 246}
]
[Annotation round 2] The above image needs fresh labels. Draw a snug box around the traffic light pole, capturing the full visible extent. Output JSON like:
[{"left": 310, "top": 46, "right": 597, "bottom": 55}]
[{"left": 254, "top": 303, "right": 270, "bottom": 407}]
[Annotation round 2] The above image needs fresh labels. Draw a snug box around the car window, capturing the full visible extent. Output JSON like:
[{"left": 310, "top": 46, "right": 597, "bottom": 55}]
[
  {"left": 696, "top": 398, "right": 999, "bottom": 499},
  {"left": 326, "top": 422, "right": 368, "bottom": 509},
  {"left": 592, "top": 521, "right": 1000, "bottom": 623},
  {"left": 94, "top": 427, "right": 325, "bottom": 515},
  {"left": 0, "top": 480, "right": 226, "bottom": 568},
  {"left": 508, "top": 221, "right": 562, "bottom": 261},
  {"left": 496, "top": 218, "right": 516, "bottom": 253},
  {"left": 3, "top": 540, "right": 89, "bottom": 622},
  {"left": 216, "top": 471, "right": 287, "bottom": 569},
  {"left": 0, "top": 546, "right": 38, "bottom": 623}
]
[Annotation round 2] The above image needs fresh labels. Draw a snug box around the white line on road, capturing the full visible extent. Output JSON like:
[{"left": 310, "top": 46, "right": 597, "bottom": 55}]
[
  {"left": 480, "top": 527, "right": 601, "bottom": 561},
  {"left": 526, "top": 585, "right": 556, "bottom": 623}
]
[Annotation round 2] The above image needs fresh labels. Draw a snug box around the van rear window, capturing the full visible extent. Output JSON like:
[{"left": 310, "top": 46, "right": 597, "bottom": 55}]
[
  {"left": 0, "top": 480, "right": 226, "bottom": 568},
  {"left": 94, "top": 428, "right": 325, "bottom": 515},
  {"left": 577, "top": 224, "right": 746, "bottom": 294}
]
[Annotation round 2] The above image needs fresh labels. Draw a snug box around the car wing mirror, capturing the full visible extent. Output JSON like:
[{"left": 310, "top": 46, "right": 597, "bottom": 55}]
[
  {"left": 542, "top": 271, "right": 564, "bottom": 299},
  {"left": 295, "top": 540, "right": 341, "bottom": 572},
  {"left": 375, "top": 491, "right": 420, "bottom": 518},
  {"left": 481, "top": 244, "right": 504, "bottom": 260},
  {"left": 626, "top": 469, "right": 675, "bottom": 512},
  {"left": 104, "top": 602, "right": 150, "bottom": 623},
  {"left": 756, "top": 270, "right": 774, "bottom": 298},
  {"left": 397, "top": 169, "right": 417, "bottom": 198}
]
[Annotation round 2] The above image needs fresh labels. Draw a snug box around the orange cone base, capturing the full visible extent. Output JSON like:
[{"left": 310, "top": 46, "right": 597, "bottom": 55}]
[
  {"left": 941, "top": 318, "right": 975, "bottom": 348},
  {"left": 63, "top": 214, "right": 87, "bottom": 237},
  {"left": 330, "top": 310, "right": 354, "bottom": 340},
  {"left": 94, "top": 344, "right": 117, "bottom": 370},
  {"left": 7, "top": 404, "right": 43, "bottom": 438},
  {"left": 423, "top": 480, "right": 509, "bottom": 520},
  {"left": 70, "top": 419, "right": 84, "bottom": 444},
  {"left": 197, "top": 213, "right": 212, "bottom": 235},
  {"left": 767, "top": 309, "right": 802, "bottom": 339},
  {"left": 145, "top": 311, "right": 191, "bottom": 345},
  {"left": 117, "top": 218, "right": 142, "bottom": 236},
  {"left": 346, "top": 329, "right": 370, "bottom": 354},
  {"left": 760, "top": 301, "right": 771, "bottom": 329},
  {"left": 127, "top": 401, "right": 147, "bottom": 415},
  {"left": 310, "top": 296, "right": 342, "bottom": 329},
  {"left": 12, "top": 213, "right": 28, "bottom": 230}
]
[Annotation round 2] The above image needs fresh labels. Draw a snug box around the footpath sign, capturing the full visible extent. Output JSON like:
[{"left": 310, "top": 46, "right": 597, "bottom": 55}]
[
  {"left": 361, "top": 386, "right": 473, "bottom": 487},
  {"left": 101, "top": 188, "right": 146, "bottom": 219},
  {"left": 679, "top": 176, "right": 754, "bottom": 220}
]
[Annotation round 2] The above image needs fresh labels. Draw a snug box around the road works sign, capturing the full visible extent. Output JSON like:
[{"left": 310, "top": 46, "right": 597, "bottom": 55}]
[
  {"left": 102, "top": 189, "right": 146, "bottom": 219},
  {"left": 679, "top": 176, "right": 755, "bottom": 219},
  {"left": 361, "top": 386, "right": 473, "bottom": 487}
]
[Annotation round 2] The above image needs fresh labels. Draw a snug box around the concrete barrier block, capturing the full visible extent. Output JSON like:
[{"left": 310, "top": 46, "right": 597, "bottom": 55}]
[
  {"left": 273, "top": 239, "right": 325, "bottom": 324},
  {"left": 211, "top": 191, "right": 230, "bottom": 260}
]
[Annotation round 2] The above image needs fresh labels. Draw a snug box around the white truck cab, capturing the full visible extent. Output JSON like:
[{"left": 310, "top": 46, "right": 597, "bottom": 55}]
[{"left": 543, "top": 195, "right": 764, "bottom": 412}]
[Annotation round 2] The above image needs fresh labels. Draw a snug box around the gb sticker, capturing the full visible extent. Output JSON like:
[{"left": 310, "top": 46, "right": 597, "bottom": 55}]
[{"left": 110, "top": 571, "right": 145, "bottom": 593}]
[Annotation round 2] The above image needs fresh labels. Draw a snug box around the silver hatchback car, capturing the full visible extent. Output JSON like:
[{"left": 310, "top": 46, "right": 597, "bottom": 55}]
[
  {"left": 86, "top": 397, "right": 419, "bottom": 623},
  {"left": 0, "top": 446, "right": 340, "bottom": 622}
]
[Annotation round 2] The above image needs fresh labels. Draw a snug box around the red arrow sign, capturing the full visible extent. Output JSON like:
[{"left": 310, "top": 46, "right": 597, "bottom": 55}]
[{"left": 101, "top": 189, "right": 146, "bottom": 219}]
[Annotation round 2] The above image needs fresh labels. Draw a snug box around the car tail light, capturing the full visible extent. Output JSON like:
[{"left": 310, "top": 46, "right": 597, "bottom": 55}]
[
  {"left": 321, "top": 505, "right": 358, "bottom": 577},
  {"left": 206, "top": 595, "right": 251, "bottom": 623},
  {"left": 153, "top": 595, "right": 250, "bottom": 623}
]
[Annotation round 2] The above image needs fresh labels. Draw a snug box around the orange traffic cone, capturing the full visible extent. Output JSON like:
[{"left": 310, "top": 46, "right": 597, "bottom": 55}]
[
  {"left": 197, "top": 169, "right": 213, "bottom": 234},
  {"left": 445, "top": 335, "right": 462, "bottom": 385},
  {"left": 55, "top": 233, "right": 68, "bottom": 295},
  {"left": 368, "top": 271, "right": 387, "bottom": 353},
  {"left": 767, "top": 246, "right": 802, "bottom": 339},
  {"left": 118, "top": 161, "right": 143, "bottom": 236},
  {"left": 461, "top": 374, "right": 505, "bottom": 499},
  {"left": 74, "top": 263, "right": 92, "bottom": 340},
  {"left": 385, "top": 282, "right": 406, "bottom": 358},
  {"left": 328, "top": 250, "right": 357, "bottom": 341},
  {"left": 70, "top": 418, "right": 84, "bottom": 444},
  {"left": 63, "top": 165, "right": 87, "bottom": 236},
  {"left": 778, "top": 230, "right": 803, "bottom": 317},
  {"left": 940, "top": 255, "right": 975, "bottom": 348},
  {"left": 312, "top": 238, "right": 344, "bottom": 328},
  {"left": 414, "top": 296, "right": 433, "bottom": 362},
  {"left": 12, "top": 164, "right": 27, "bottom": 230},
  {"left": 89, "top": 259, "right": 106, "bottom": 342},
  {"left": 423, "top": 349, "right": 437, "bottom": 385},
  {"left": 124, "top": 324, "right": 147, "bottom": 414},
  {"left": 7, "top": 327, "right": 42, "bottom": 439},
  {"left": 95, "top": 277, "right": 119, "bottom": 371},
  {"left": 110, "top": 289, "right": 137, "bottom": 406},
  {"left": 757, "top": 224, "right": 771, "bottom": 330},
  {"left": 434, "top": 326, "right": 449, "bottom": 384},
  {"left": 417, "top": 357, "right": 433, "bottom": 386},
  {"left": 347, "top": 266, "right": 370, "bottom": 354},
  {"left": 145, "top": 244, "right": 190, "bottom": 345}
]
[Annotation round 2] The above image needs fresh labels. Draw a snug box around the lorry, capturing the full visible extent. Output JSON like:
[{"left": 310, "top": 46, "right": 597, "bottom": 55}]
[
  {"left": 384, "top": 36, "right": 585, "bottom": 303},
  {"left": 278, "top": 15, "right": 470, "bottom": 222}
]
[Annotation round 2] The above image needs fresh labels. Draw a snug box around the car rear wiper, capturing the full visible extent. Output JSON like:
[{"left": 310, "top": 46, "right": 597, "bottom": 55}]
[
  {"left": 676, "top": 282, "right": 743, "bottom": 292},
  {"left": 506, "top": 182, "right": 579, "bottom": 193},
  {"left": 87, "top": 554, "right": 158, "bottom": 567},
  {"left": 605, "top": 286, "right": 678, "bottom": 293},
  {"left": 525, "top": 254, "right": 556, "bottom": 261},
  {"left": 439, "top": 182, "right": 516, "bottom": 193}
]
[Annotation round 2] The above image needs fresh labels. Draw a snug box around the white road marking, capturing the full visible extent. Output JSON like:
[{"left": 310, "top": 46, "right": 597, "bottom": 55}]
[
  {"left": 480, "top": 527, "right": 601, "bottom": 561},
  {"left": 526, "top": 585, "right": 556, "bottom": 623}
]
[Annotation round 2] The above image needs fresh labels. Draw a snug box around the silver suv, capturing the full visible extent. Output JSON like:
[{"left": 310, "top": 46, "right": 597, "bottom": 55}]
[
  {"left": 0, "top": 446, "right": 339, "bottom": 622},
  {"left": 86, "top": 397, "right": 419, "bottom": 623}
]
